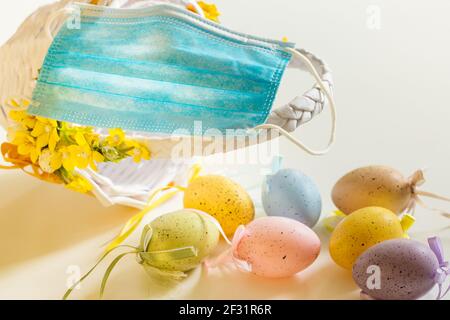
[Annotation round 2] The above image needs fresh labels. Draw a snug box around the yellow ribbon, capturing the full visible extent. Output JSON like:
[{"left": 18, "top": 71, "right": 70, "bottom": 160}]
[
  {"left": 104, "top": 163, "right": 202, "bottom": 253},
  {"left": 322, "top": 210, "right": 415, "bottom": 237},
  {"left": 322, "top": 210, "right": 346, "bottom": 232},
  {"left": 400, "top": 214, "right": 415, "bottom": 238}
]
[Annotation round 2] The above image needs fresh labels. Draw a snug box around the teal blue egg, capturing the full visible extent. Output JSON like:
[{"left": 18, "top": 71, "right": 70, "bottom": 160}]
[{"left": 261, "top": 168, "right": 322, "bottom": 227}]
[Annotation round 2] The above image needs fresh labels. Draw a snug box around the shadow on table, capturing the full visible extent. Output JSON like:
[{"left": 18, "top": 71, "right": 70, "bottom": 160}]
[
  {"left": 186, "top": 261, "right": 358, "bottom": 300},
  {"left": 72, "top": 259, "right": 359, "bottom": 300},
  {"left": 0, "top": 171, "right": 136, "bottom": 268}
]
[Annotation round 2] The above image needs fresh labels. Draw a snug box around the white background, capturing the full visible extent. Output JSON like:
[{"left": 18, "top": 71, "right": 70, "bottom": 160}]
[{"left": 0, "top": 0, "right": 449, "bottom": 299}]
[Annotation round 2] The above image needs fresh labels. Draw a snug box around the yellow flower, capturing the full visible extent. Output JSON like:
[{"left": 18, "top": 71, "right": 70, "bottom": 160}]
[
  {"left": 127, "top": 142, "right": 151, "bottom": 163},
  {"left": 100, "top": 146, "right": 121, "bottom": 161},
  {"left": 199, "top": 1, "right": 220, "bottom": 22},
  {"left": 8, "top": 98, "right": 30, "bottom": 109},
  {"left": 73, "top": 131, "right": 88, "bottom": 146},
  {"left": 1, "top": 142, "right": 33, "bottom": 167},
  {"left": 187, "top": 1, "right": 220, "bottom": 22},
  {"left": 65, "top": 175, "right": 93, "bottom": 193},
  {"left": 105, "top": 128, "right": 125, "bottom": 147},
  {"left": 9, "top": 110, "right": 36, "bottom": 129},
  {"left": 84, "top": 131, "right": 100, "bottom": 146},
  {"left": 31, "top": 117, "right": 59, "bottom": 151},
  {"left": 60, "top": 144, "right": 104, "bottom": 171},
  {"left": 38, "top": 148, "right": 62, "bottom": 173},
  {"left": 11, "top": 131, "right": 40, "bottom": 163},
  {"left": 72, "top": 128, "right": 99, "bottom": 147}
]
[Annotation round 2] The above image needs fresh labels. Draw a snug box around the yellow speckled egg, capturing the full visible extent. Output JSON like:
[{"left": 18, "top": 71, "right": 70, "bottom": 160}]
[
  {"left": 183, "top": 175, "right": 255, "bottom": 236},
  {"left": 329, "top": 206, "right": 405, "bottom": 270}
]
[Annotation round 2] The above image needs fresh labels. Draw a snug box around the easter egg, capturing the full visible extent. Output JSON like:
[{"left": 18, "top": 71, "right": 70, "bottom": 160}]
[
  {"left": 261, "top": 168, "right": 322, "bottom": 227},
  {"left": 183, "top": 175, "right": 255, "bottom": 236},
  {"left": 145, "top": 209, "right": 220, "bottom": 272},
  {"left": 353, "top": 239, "right": 439, "bottom": 300},
  {"left": 329, "top": 206, "right": 405, "bottom": 269},
  {"left": 332, "top": 166, "right": 412, "bottom": 215},
  {"left": 233, "top": 216, "right": 321, "bottom": 278}
]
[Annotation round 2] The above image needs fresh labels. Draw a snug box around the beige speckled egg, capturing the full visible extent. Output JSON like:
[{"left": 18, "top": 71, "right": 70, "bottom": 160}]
[
  {"left": 332, "top": 166, "right": 412, "bottom": 215},
  {"left": 183, "top": 175, "right": 255, "bottom": 236}
]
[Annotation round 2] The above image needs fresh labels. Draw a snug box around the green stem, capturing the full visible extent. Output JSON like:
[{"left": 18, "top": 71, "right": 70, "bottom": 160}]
[
  {"left": 62, "top": 245, "right": 138, "bottom": 300},
  {"left": 99, "top": 251, "right": 136, "bottom": 299}
]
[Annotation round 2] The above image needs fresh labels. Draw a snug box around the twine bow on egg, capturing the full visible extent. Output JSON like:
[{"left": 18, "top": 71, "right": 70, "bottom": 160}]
[{"left": 406, "top": 170, "right": 450, "bottom": 219}]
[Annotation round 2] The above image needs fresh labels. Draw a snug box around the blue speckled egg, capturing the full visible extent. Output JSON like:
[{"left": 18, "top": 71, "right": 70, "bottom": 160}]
[{"left": 261, "top": 168, "right": 322, "bottom": 227}]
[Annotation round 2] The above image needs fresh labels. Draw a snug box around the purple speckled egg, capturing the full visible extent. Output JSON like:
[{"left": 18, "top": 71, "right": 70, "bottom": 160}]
[{"left": 352, "top": 238, "right": 439, "bottom": 300}]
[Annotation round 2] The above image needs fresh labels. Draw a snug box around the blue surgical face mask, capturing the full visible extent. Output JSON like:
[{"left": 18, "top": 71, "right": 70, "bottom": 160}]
[{"left": 29, "top": 3, "right": 336, "bottom": 155}]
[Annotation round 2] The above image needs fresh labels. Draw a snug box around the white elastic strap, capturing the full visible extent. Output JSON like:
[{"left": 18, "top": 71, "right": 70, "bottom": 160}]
[
  {"left": 45, "top": 5, "right": 77, "bottom": 41},
  {"left": 186, "top": 209, "right": 233, "bottom": 245},
  {"left": 136, "top": 207, "right": 232, "bottom": 246},
  {"left": 109, "top": 0, "right": 129, "bottom": 7},
  {"left": 254, "top": 47, "right": 336, "bottom": 156},
  {"left": 182, "top": 0, "right": 205, "bottom": 18},
  {"left": 75, "top": 169, "right": 115, "bottom": 206}
]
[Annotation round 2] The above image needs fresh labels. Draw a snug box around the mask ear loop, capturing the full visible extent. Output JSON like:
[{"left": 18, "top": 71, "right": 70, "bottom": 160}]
[
  {"left": 45, "top": 4, "right": 78, "bottom": 41},
  {"left": 253, "top": 47, "right": 336, "bottom": 156},
  {"left": 108, "top": 0, "right": 129, "bottom": 7},
  {"left": 202, "top": 222, "right": 254, "bottom": 274},
  {"left": 182, "top": 0, "right": 206, "bottom": 18}
]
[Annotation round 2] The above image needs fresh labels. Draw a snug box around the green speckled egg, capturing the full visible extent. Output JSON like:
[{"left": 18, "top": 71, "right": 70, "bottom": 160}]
[
  {"left": 184, "top": 175, "right": 255, "bottom": 236},
  {"left": 145, "top": 209, "right": 220, "bottom": 272}
]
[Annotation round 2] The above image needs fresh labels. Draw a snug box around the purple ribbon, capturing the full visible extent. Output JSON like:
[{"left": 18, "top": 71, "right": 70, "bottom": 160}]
[{"left": 428, "top": 237, "right": 450, "bottom": 300}]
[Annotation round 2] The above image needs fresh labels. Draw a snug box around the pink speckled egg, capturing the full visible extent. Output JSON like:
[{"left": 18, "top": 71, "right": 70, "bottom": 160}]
[{"left": 232, "top": 217, "right": 321, "bottom": 278}]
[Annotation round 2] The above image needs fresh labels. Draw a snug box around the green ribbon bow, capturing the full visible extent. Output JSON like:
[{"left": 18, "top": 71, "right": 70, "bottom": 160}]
[{"left": 63, "top": 225, "right": 198, "bottom": 300}]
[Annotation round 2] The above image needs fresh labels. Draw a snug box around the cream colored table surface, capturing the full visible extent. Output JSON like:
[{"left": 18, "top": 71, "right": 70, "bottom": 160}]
[{"left": 0, "top": 0, "right": 449, "bottom": 300}]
